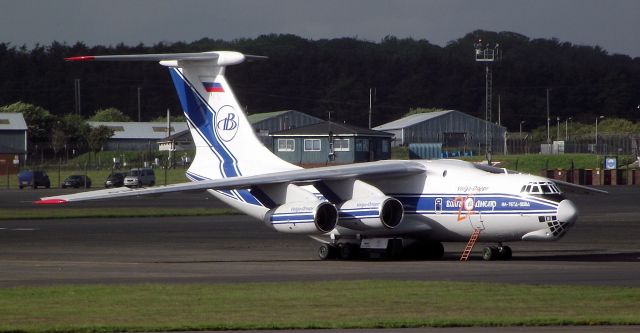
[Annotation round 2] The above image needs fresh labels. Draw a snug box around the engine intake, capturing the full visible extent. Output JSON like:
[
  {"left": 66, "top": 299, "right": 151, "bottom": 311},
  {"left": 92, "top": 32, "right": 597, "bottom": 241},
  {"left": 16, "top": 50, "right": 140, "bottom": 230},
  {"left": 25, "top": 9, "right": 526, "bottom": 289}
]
[
  {"left": 265, "top": 201, "right": 338, "bottom": 234},
  {"left": 337, "top": 196, "right": 404, "bottom": 230}
]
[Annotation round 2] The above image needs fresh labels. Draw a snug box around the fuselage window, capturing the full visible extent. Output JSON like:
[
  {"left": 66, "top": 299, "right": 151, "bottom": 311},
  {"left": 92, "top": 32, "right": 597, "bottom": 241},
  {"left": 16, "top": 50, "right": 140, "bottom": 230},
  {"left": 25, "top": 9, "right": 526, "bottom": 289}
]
[
  {"left": 541, "top": 185, "right": 552, "bottom": 193},
  {"left": 531, "top": 185, "right": 541, "bottom": 193}
]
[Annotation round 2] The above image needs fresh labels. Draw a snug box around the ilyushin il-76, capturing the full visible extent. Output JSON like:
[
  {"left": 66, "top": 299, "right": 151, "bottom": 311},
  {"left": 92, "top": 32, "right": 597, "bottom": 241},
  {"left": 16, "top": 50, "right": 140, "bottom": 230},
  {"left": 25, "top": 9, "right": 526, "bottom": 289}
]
[{"left": 37, "top": 51, "right": 605, "bottom": 261}]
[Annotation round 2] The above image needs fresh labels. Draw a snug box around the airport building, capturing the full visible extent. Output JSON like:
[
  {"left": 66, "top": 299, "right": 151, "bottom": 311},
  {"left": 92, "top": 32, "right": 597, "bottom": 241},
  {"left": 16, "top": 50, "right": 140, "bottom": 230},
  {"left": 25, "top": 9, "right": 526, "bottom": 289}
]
[
  {"left": 248, "top": 110, "right": 324, "bottom": 146},
  {"left": 88, "top": 121, "right": 189, "bottom": 151},
  {"left": 270, "top": 121, "right": 393, "bottom": 166},
  {"left": 373, "top": 110, "right": 506, "bottom": 156},
  {"left": 0, "top": 113, "right": 27, "bottom": 169}
]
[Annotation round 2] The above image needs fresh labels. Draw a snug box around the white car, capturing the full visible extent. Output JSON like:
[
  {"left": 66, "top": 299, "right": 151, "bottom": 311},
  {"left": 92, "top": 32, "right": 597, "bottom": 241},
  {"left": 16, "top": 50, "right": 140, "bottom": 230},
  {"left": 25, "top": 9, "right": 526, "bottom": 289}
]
[{"left": 124, "top": 168, "right": 155, "bottom": 187}]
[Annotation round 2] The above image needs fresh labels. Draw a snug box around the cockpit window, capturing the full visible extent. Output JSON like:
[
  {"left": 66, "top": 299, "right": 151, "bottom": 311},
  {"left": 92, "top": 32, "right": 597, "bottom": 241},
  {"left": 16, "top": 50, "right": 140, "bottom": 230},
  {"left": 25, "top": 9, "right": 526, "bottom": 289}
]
[{"left": 520, "top": 181, "right": 562, "bottom": 194}]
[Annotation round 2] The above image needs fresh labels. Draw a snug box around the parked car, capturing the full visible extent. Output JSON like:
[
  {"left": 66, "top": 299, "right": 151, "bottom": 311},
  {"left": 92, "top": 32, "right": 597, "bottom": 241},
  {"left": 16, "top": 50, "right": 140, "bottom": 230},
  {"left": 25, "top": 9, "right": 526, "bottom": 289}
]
[
  {"left": 104, "top": 172, "right": 126, "bottom": 188},
  {"left": 124, "top": 168, "right": 155, "bottom": 187},
  {"left": 17, "top": 170, "right": 51, "bottom": 189},
  {"left": 61, "top": 175, "right": 92, "bottom": 189}
]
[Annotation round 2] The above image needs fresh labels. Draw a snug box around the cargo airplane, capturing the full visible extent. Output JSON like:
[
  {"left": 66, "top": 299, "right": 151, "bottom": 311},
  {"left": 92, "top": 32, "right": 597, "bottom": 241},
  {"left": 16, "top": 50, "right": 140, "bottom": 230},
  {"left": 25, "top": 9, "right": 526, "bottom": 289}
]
[{"left": 36, "top": 51, "right": 604, "bottom": 261}]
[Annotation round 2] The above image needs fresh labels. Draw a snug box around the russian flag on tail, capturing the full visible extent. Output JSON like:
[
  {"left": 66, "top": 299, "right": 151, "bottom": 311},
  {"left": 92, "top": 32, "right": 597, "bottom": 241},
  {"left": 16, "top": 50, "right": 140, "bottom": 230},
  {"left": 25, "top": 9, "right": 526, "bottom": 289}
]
[{"left": 203, "top": 82, "right": 224, "bottom": 92}]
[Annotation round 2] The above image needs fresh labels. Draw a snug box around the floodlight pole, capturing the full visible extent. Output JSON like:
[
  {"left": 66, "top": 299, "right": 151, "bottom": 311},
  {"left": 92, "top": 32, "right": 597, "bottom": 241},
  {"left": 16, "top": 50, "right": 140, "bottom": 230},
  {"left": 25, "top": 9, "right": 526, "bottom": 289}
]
[
  {"left": 546, "top": 88, "right": 551, "bottom": 144},
  {"left": 565, "top": 117, "right": 572, "bottom": 140},
  {"left": 474, "top": 40, "right": 500, "bottom": 158},
  {"left": 595, "top": 115, "right": 604, "bottom": 153}
]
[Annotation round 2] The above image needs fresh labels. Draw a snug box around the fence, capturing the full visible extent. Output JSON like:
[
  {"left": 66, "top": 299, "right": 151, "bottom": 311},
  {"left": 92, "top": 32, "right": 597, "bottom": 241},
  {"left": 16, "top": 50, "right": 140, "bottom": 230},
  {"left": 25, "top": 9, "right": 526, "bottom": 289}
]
[{"left": 508, "top": 134, "right": 640, "bottom": 155}]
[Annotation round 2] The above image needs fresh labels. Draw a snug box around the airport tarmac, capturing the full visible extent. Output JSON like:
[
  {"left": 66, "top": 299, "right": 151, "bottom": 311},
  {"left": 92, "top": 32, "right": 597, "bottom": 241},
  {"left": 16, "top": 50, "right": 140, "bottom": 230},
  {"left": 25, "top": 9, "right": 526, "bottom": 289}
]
[{"left": 0, "top": 187, "right": 639, "bottom": 287}]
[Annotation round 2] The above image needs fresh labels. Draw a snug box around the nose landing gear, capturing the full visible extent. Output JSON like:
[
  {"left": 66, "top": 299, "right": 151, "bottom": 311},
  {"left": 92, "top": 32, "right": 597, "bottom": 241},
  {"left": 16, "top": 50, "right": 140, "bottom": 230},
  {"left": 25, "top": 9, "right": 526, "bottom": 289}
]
[{"left": 482, "top": 244, "right": 512, "bottom": 261}]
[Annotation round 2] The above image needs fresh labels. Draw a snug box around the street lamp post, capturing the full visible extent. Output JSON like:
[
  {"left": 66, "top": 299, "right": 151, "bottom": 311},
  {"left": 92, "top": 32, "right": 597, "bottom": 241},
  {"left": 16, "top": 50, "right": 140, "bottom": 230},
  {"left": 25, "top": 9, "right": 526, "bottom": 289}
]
[
  {"left": 556, "top": 116, "right": 560, "bottom": 140},
  {"left": 519, "top": 120, "right": 525, "bottom": 154},
  {"left": 595, "top": 115, "right": 605, "bottom": 153},
  {"left": 565, "top": 117, "right": 572, "bottom": 141}
]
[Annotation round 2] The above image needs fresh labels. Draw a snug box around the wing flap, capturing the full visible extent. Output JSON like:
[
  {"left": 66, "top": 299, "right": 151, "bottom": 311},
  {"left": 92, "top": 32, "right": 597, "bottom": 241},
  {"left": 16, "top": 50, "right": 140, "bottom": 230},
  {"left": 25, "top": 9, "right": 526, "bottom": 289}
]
[{"left": 36, "top": 160, "right": 426, "bottom": 204}]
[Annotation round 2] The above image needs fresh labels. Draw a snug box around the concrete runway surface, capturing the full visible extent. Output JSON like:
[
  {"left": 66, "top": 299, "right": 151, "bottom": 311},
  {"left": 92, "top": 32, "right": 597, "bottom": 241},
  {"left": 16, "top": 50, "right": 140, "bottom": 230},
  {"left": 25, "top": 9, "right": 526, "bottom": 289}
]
[
  {"left": 1, "top": 186, "right": 639, "bottom": 333},
  {"left": 1, "top": 186, "right": 638, "bottom": 287}
]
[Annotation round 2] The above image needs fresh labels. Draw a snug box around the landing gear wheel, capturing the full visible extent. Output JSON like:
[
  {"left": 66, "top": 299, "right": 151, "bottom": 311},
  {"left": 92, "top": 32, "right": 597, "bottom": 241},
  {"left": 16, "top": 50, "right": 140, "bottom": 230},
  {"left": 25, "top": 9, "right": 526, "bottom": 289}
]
[
  {"left": 318, "top": 244, "right": 336, "bottom": 260},
  {"left": 498, "top": 246, "right": 512, "bottom": 260},
  {"left": 386, "top": 239, "right": 404, "bottom": 259},
  {"left": 482, "top": 246, "right": 498, "bottom": 261},
  {"left": 427, "top": 241, "right": 445, "bottom": 259}
]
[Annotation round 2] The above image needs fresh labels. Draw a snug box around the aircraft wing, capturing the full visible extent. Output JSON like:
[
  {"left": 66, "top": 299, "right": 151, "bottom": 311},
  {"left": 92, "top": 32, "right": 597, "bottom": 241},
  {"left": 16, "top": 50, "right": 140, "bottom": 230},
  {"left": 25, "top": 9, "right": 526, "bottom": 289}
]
[{"left": 35, "top": 160, "right": 426, "bottom": 204}]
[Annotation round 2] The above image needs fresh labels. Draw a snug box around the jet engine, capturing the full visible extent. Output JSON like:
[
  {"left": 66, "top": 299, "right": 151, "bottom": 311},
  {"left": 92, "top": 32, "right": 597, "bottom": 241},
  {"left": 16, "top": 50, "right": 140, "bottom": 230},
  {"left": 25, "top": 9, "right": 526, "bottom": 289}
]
[
  {"left": 337, "top": 196, "right": 404, "bottom": 230},
  {"left": 264, "top": 201, "right": 338, "bottom": 234}
]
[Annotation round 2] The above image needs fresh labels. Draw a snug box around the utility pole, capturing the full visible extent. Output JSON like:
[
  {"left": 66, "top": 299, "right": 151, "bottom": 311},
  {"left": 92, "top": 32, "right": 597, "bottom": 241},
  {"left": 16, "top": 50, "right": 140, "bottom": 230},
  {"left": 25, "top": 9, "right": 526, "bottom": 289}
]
[
  {"left": 474, "top": 40, "right": 500, "bottom": 158},
  {"left": 137, "top": 87, "right": 142, "bottom": 122},
  {"left": 546, "top": 88, "right": 551, "bottom": 144},
  {"left": 497, "top": 95, "right": 501, "bottom": 126},
  {"left": 368, "top": 88, "right": 372, "bottom": 129},
  {"left": 74, "top": 79, "right": 82, "bottom": 116}
]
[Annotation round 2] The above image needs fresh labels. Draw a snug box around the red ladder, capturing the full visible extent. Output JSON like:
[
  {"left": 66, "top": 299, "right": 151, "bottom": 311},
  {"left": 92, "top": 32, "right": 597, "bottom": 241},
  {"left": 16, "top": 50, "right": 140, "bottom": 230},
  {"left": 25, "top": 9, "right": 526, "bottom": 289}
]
[{"left": 460, "top": 228, "right": 482, "bottom": 261}]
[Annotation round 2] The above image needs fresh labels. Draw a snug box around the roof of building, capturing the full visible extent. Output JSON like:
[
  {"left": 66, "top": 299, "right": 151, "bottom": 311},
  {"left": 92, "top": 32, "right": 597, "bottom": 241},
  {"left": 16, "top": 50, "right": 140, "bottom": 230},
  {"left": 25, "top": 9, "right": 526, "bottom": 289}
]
[
  {"left": 247, "top": 110, "right": 290, "bottom": 123},
  {"left": 271, "top": 121, "right": 393, "bottom": 138},
  {"left": 157, "top": 129, "right": 193, "bottom": 142},
  {"left": 88, "top": 121, "right": 189, "bottom": 140},
  {"left": 248, "top": 110, "right": 323, "bottom": 124},
  {"left": 373, "top": 110, "right": 455, "bottom": 131},
  {"left": 0, "top": 113, "right": 28, "bottom": 131}
]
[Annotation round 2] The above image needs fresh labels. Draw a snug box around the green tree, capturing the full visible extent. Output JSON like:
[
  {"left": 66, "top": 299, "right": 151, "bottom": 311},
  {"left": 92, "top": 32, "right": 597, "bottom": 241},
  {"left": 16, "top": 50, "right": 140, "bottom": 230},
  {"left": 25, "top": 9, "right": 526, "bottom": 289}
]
[
  {"left": 50, "top": 127, "right": 66, "bottom": 160},
  {"left": 52, "top": 114, "right": 91, "bottom": 159},
  {"left": 404, "top": 107, "right": 447, "bottom": 117},
  {"left": 90, "top": 108, "right": 132, "bottom": 122},
  {"left": 86, "top": 125, "right": 114, "bottom": 155},
  {"left": 150, "top": 114, "right": 186, "bottom": 122}
]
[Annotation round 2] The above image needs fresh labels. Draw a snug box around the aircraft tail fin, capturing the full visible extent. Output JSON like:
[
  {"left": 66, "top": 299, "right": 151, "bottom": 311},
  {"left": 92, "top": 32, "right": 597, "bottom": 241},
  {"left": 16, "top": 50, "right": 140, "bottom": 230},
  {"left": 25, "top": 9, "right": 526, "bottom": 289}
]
[{"left": 67, "top": 51, "right": 298, "bottom": 181}]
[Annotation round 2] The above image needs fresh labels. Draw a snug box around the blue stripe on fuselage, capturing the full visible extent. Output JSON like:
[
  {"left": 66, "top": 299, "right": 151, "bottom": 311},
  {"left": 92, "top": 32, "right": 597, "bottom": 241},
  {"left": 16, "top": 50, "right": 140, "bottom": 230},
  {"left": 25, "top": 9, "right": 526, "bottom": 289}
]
[{"left": 392, "top": 193, "right": 558, "bottom": 215}]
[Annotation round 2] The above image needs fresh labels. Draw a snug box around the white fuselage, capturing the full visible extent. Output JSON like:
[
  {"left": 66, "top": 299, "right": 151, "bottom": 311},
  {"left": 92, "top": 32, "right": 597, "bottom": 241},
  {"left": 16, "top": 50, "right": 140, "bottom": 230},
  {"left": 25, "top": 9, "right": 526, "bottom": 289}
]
[{"left": 203, "top": 159, "right": 578, "bottom": 243}]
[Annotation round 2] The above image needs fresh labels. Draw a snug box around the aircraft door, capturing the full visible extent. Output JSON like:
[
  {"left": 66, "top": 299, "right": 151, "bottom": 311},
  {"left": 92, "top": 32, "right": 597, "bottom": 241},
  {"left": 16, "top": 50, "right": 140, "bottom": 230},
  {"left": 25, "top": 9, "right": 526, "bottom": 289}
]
[{"left": 435, "top": 198, "right": 442, "bottom": 214}]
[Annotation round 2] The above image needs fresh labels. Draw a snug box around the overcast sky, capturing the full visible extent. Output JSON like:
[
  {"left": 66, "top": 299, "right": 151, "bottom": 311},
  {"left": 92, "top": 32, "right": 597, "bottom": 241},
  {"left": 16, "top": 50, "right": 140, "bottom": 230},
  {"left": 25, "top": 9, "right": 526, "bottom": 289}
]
[{"left": 1, "top": 0, "right": 639, "bottom": 57}]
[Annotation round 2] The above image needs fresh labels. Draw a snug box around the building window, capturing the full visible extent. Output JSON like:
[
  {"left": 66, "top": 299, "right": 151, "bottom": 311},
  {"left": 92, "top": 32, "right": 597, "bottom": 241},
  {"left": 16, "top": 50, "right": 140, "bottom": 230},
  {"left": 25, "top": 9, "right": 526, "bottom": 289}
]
[
  {"left": 304, "top": 139, "right": 321, "bottom": 151},
  {"left": 277, "top": 139, "right": 295, "bottom": 152},
  {"left": 355, "top": 139, "right": 369, "bottom": 152},
  {"left": 333, "top": 138, "right": 349, "bottom": 152}
]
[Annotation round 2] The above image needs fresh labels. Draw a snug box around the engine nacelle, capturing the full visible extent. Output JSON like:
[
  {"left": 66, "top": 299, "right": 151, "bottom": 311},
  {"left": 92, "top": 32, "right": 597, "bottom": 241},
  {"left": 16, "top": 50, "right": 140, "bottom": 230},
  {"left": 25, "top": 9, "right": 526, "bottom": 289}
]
[
  {"left": 264, "top": 201, "right": 338, "bottom": 234},
  {"left": 337, "top": 196, "right": 404, "bottom": 230}
]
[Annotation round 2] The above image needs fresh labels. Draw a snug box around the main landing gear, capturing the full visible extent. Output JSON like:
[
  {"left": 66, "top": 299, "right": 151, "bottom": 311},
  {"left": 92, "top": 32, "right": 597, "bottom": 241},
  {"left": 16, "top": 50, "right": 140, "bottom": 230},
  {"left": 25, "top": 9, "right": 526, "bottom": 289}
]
[
  {"left": 317, "top": 239, "right": 445, "bottom": 261},
  {"left": 318, "top": 243, "right": 359, "bottom": 260},
  {"left": 481, "top": 244, "right": 512, "bottom": 261}
]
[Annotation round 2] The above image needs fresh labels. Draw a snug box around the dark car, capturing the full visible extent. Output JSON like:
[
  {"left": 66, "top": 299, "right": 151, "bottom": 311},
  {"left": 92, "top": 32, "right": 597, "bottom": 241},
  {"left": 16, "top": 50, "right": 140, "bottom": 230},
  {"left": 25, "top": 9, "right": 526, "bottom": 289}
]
[
  {"left": 17, "top": 170, "right": 51, "bottom": 189},
  {"left": 104, "top": 172, "right": 126, "bottom": 188},
  {"left": 62, "top": 175, "right": 92, "bottom": 189}
]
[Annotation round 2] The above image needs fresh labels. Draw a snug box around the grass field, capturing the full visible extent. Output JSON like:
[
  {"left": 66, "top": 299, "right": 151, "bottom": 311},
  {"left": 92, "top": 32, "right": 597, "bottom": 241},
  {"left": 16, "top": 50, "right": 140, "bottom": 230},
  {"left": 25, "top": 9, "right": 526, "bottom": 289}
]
[{"left": 0, "top": 280, "right": 638, "bottom": 332}]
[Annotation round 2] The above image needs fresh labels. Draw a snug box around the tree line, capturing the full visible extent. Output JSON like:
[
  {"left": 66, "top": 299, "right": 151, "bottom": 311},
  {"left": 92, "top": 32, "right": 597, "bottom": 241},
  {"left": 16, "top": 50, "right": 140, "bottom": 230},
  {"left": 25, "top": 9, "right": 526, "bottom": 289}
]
[{"left": 1, "top": 30, "right": 639, "bottom": 151}]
